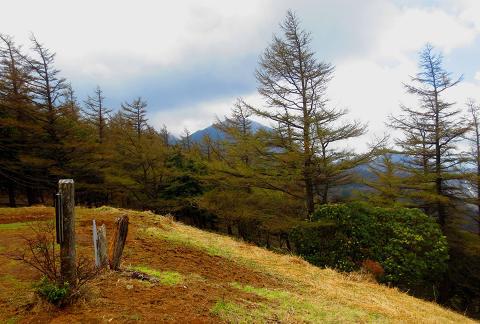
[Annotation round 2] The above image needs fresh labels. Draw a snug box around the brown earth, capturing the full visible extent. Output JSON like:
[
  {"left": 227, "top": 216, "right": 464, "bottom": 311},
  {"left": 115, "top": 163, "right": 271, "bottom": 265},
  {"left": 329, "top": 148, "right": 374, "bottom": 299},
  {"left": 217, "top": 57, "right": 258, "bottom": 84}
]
[{"left": 0, "top": 207, "right": 283, "bottom": 323}]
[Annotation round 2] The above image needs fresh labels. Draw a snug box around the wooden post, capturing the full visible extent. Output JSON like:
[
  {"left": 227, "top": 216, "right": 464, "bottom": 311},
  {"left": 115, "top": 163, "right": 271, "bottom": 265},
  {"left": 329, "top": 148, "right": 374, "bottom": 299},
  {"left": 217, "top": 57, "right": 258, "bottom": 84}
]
[
  {"left": 108, "top": 215, "right": 129, "bottom": 270},
  {"left": 58, "top": 179, "right": 76, "bottom": 285},
  {"left": 97, "top": 224, "right": 108, "bottom": 269},
  {"left": 93, "top": 220, "right": 99, "bottom": 267}
]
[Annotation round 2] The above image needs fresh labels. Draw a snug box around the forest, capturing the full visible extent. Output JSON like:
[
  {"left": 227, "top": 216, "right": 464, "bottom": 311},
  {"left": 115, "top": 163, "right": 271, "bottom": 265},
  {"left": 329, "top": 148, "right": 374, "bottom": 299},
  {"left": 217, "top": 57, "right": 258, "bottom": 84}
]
[{"left": 1, "top": 11, "right": 479, "bottom": 318}]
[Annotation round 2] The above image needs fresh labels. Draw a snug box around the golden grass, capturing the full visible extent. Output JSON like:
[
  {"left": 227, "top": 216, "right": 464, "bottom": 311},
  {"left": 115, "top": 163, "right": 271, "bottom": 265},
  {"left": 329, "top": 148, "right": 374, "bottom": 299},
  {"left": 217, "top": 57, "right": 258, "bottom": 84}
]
[
  {"left": 0, "top": 206, "right": 475, "bottom": 323},
  {"left": 139, "top": 213, "right": 476, "bottom": 323}
]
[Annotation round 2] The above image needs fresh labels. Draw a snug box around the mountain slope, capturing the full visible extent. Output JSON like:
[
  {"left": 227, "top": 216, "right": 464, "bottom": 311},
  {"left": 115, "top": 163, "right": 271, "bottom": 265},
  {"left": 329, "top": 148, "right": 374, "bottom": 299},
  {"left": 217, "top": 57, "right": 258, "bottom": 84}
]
[
  {"left": 190, "top": 120, "right": 270, "bottom": 143},
  {"left": 0, "top": 206, "right": 474, "bottom": 323}
]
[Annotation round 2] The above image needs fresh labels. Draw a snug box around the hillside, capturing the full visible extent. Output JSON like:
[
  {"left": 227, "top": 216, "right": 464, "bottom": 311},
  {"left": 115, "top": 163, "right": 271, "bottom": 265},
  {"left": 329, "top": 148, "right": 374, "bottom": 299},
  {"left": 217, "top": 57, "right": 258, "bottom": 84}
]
[
  {"left": 189, "top": 120, "right": 270, "bottom": 143},
  {"left": 0, "top": 207, "right": 475, "bottom": 323}
]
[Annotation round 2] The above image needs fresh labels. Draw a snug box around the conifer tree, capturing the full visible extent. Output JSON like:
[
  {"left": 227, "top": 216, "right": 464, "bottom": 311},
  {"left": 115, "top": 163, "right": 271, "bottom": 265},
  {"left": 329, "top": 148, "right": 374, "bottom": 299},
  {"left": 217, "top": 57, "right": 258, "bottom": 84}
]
[
  {"left": 247, "top": 11, "right": 334, "bottom": 215},
  {"left": 83, "top": 86, "right": 111, "bottom": 143},
  {"left": 121, "top": 97, "right": 147, "bottom": 138},
  {"left": 464, "top": 99, "right": 480, "bottom": 234},
  {"left": 312, "top": 106, "right": 368, "bottom": 203},
  {"left": 0, "top": 34, "right": 36, "bottom": 206},
  {"left": 362, "top": 153, "right": 405, "bottom": 207},
  {"left": 215, "top": 100, "right": 254, "bottom": 166},
  {"left": 389, "top": 45, "right": 469, "bottom": 228}
]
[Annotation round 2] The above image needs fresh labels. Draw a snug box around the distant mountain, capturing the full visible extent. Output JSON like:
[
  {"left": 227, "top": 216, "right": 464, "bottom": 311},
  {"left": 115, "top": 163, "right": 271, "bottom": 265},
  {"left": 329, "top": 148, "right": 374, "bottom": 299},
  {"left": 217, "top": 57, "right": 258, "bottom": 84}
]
[{"left": 190, "top": 120, "right": 270, "bottom": 143}]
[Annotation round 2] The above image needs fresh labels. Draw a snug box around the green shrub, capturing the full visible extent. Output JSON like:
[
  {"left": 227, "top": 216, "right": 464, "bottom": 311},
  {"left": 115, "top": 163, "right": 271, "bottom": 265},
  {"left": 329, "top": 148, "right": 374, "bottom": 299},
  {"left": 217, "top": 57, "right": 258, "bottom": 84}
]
[
  {"left": 291, "top": 202, "right": 449, "bottom": 290},
  {"left": 34, "top": 276, "right": 70, "bottom": 305}
]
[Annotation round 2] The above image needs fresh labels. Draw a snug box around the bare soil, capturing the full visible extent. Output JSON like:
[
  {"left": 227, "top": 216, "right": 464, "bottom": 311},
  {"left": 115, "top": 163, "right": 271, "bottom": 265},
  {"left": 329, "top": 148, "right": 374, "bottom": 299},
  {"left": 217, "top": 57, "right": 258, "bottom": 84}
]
[{"left": 0, "top": 207, "right": 282, "bottom": 323}]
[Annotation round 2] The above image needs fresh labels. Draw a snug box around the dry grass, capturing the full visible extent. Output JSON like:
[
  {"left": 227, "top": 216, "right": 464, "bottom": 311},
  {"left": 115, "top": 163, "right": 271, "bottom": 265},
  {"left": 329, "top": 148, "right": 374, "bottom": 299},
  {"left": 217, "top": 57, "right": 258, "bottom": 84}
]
[
  {"left": 141, "top": 213, "right": 476, "bottom": 323},
  {"left": 0, "top": 206, "right": 476, "bottom": 323}
]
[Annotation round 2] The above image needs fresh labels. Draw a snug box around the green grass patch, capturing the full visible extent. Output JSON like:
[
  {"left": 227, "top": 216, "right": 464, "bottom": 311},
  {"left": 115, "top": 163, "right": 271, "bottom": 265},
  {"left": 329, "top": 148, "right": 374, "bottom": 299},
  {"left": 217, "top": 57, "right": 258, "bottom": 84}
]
[
  {"left": 211, "top": 299, "right": 257, "bottom": 321},
  {"left": 0, "top": 222, "right": 30, "bottom": 230},
  {"left": 5, "top": 316, "right": 19, "bottom": 324},
  {"left": 94, "top": 206, "right": 118, "bottom": 212},
  {"left": 230, "top": 282, "right": 289, "bottom": 300},
  {"left": 226, "top": 282, "right": 384, "bottom": 323},
  {"left": 141, "top": 227, "right": 262, "bottom": 268},
  {"left": 130, "top": 265, "right": 182, "bottom": 285}
]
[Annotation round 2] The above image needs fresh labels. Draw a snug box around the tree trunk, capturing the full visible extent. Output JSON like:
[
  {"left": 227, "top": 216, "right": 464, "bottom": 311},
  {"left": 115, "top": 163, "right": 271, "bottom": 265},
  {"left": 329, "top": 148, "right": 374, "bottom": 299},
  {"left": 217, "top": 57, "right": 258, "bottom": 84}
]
[
  {"left": 7, "top": 181, "right": 16, "bottom": 207},
  {"left": 26, "top": 187, "right": 37, "bottom": 206}
]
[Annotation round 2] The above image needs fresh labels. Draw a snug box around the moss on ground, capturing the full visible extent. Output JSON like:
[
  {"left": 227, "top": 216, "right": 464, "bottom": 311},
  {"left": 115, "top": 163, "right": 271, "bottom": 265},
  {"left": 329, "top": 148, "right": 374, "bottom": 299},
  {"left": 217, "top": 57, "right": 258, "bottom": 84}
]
[
  {"left": 0, "top": 222, "right": 30, "bottom": 230},
  {"left": 130, "top": 265, "right": 183, "bottom": 286}
]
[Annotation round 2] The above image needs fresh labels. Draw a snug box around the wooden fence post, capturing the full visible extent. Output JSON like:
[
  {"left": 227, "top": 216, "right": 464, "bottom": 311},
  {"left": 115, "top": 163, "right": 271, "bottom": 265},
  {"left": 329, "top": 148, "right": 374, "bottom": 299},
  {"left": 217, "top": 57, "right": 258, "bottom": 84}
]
[
  {"left": 93, "top": 220, "right": 99, "bottom": 267},
  {"left": 108, "top": 215, "right": 129, "bottom": 270},
  {"left": 97, "top": 224, "right": 108, "bottom": 269},
  {"left": 58, "top": 179, "right": 76, "bottom": 285}
]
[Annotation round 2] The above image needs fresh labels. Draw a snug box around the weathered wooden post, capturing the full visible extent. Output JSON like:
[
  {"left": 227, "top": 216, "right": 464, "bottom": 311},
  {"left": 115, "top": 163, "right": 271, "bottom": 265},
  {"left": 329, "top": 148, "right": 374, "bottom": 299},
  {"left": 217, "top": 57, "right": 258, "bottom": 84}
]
[
  {"left": 93, "top": 220, "right": 99, "bottom": 266},
  {"left": 58, "top": 179, "right": 77, "bottom": 285},
  {"left": 108, "top": 214, "right": 129, "bottom": 270},
  {"left": 97, "top": 224, "right": 108, "bottom": 268},
  {"left": 93, "top": 220, "right": 108, "bottom": 269}
]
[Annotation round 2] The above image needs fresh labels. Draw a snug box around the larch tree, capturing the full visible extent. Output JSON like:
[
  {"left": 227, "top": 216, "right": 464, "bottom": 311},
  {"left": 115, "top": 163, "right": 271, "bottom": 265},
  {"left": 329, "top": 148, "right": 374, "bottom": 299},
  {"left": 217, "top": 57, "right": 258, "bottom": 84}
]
[
  {"left": 248, "top": 10, "right": 334, "bottom": 215},
  {"left": 362, "top": 152, "right": 406, "bottom": 207},
  {"left": 311, "top": 106, "right": 368, "bottom": 204},
  {"left": 26, "top": 35, "right": 68, "bottom": 145},
  {"left": 0, "top": 34, "right": 36, "bottom": 206},
  {"left": 121, "top": 97, "right": 148, "bottom": 138},
  {"left": 464, "top": 99, "right": 480, "bottom": 234},
  {"left": 83, "top": 86, "right": 111, "bottom": 143},
  {"left": 181, "top": 127, "right": 192, "bottom": 151},
  {"left": 389, "top": 44, "right": 469, "bottom": 228},
  {"left": 215, "top": 99, "right": 254, "bottom": 166}
]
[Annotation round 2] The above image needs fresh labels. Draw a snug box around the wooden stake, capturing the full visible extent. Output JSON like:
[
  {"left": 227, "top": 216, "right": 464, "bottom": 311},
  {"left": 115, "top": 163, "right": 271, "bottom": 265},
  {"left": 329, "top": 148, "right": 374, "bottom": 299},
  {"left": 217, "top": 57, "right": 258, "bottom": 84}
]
[
  {"left": 97, "top": 224, "right": 108, "bottom": 269},
  {"left": 108, "top": 214, "right": 129, "bottom": 270},
  {"left": 93, "top": 220, "right": 99, "bottom": 267},
  {"left": 58, "top": 179, "right": 76, "bottom": 285}
]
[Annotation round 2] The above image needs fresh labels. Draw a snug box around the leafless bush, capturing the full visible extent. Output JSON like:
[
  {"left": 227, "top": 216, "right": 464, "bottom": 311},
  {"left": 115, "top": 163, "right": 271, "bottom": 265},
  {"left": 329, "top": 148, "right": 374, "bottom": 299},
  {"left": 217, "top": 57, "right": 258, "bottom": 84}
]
[{"left": 9, "top": 221, "right": 99, "bottom": 305}]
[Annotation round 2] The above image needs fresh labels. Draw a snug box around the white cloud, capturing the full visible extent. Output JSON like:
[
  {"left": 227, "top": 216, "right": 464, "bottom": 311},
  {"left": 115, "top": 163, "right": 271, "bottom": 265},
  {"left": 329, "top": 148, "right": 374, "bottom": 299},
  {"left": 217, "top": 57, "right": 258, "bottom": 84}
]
[
  {"left": 375, "top": 7, "right": 477, "bottom": 60},
  {"left": 0, "top": 0, "right": 276, "bottom": 80},
  {"left": 475, "top": 71, "right": 480, "bottom": 82},
  {"left": 2, "top": 0, "right": 480, "bottom": 144},
  {"left": 150, "top": 92, "right": 265, "bottom": 136}
]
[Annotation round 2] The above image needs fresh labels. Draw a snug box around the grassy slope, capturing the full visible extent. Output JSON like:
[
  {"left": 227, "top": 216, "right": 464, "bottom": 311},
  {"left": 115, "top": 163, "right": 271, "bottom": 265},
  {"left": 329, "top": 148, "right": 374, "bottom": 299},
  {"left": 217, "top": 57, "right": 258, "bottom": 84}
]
[{"left": 0, "top": 206, "right": 476, "bottom": 323}]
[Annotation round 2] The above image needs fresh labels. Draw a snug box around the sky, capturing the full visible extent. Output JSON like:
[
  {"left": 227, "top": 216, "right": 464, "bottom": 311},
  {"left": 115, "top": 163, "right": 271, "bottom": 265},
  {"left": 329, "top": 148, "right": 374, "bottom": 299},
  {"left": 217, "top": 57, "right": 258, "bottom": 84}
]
[{"left": 2, "top": 0, "right": 480, "bottom": 148}]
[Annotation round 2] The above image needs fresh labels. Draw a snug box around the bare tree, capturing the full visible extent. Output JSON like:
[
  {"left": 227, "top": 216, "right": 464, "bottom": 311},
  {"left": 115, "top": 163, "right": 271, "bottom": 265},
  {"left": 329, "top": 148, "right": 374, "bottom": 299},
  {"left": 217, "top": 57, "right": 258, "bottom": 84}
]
[
  {"left": 181, "top": 127, "right": 192, "bottom": 151},
  {"left": 159, "top": 124, "right": 170, "bottom": 146}
]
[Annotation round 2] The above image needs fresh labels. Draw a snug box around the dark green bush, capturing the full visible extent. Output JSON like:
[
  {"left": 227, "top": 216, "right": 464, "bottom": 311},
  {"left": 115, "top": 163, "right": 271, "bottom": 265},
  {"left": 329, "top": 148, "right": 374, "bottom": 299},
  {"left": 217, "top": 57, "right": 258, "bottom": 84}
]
[
  {"left": 291, "top": 202, "right": 449, "bottom": 290},
  {"left": 34, "top": 276, "right": 70, "bottom": 305}
]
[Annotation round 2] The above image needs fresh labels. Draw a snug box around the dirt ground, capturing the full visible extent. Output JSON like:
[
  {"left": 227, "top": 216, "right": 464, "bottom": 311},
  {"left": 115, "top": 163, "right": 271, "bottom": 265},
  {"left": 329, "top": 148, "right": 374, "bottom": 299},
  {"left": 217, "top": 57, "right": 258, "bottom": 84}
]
[{"left": 0, "top": 207, "right": 282, "bottom": 323}]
